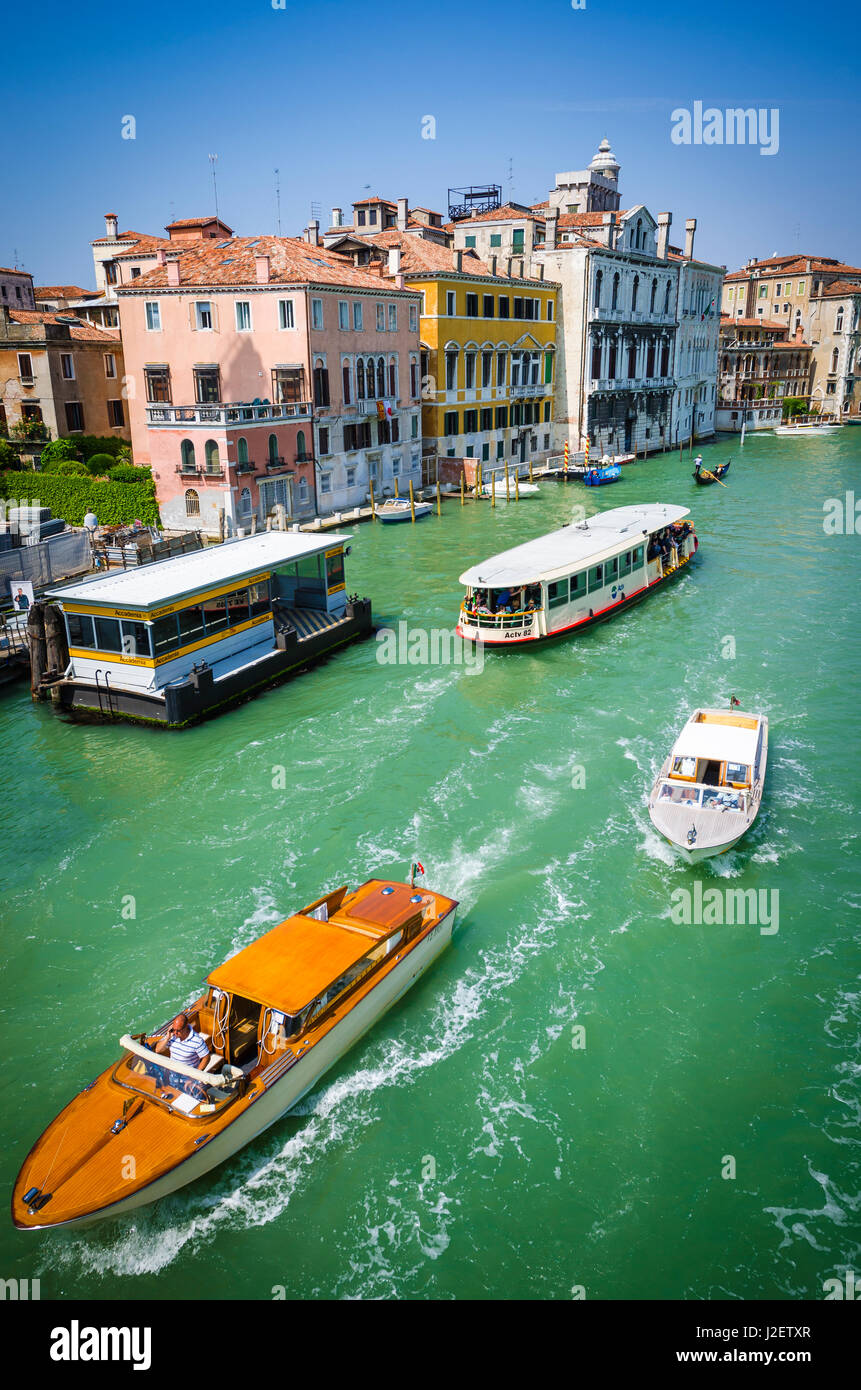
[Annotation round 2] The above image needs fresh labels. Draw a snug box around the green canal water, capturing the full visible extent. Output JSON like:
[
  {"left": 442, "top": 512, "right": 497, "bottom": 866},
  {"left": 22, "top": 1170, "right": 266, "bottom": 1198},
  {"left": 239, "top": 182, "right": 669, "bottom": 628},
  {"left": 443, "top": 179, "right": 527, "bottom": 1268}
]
[{"left": 1, "top": 432, "right": 859, "bottom": 1301}]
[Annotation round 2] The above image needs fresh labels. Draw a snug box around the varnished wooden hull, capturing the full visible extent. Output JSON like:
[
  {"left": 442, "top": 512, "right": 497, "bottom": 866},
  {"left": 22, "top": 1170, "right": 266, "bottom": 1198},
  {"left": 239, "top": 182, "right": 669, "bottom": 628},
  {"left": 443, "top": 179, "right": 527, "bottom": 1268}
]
[{"left": 13, "top": 903, "right": 456, "bottom": 1230}]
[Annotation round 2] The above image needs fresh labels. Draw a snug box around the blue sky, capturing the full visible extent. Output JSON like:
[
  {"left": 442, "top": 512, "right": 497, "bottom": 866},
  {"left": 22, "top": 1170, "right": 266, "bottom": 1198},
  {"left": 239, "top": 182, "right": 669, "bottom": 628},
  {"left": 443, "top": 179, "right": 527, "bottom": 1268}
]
[{"left": 3, "top": 0, "right": 858, "bottom": 286}]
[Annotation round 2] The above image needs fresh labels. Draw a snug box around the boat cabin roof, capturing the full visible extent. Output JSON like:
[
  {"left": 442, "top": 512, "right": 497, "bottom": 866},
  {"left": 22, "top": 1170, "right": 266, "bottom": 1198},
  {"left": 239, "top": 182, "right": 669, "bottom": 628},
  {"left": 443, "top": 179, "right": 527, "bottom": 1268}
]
[
  {"left": 46, "top": 531, "right": 352, "bottom": 613},
  {"left": 673, "top": 710, "right": 760, "bottom": 765},
  {"left": 207, "top": 879, "right": 423, "bottom": 1014},
  {"left": 458, "top": 504, "right": 690, "bottom": 587}
]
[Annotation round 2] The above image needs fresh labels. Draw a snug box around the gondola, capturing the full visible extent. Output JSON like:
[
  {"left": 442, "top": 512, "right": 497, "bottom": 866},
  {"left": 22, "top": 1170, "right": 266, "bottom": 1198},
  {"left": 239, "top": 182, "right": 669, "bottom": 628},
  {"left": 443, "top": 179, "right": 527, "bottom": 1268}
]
[{"left": 693, "top": 460, "right": 731, "bottom": 486}]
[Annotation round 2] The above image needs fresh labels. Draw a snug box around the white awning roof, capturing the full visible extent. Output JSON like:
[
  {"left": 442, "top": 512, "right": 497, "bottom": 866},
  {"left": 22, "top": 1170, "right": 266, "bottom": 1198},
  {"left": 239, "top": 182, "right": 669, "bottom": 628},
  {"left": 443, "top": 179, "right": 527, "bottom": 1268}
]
[
  {"left": 672, "top": 714, "right": 760, "bottom": 765},
  {"left": 458, "top": 504, "right": 690, "bottom": 587},
  {"left": 47, "top": 531, "right": 351, "bottom": 611}
]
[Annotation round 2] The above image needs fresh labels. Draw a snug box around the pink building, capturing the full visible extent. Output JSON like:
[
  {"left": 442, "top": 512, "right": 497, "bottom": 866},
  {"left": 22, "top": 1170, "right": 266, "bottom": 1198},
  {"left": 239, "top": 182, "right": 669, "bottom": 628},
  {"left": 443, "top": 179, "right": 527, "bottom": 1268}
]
[{"left": 117, "top": 234, "right": 422, "bottom": 533}]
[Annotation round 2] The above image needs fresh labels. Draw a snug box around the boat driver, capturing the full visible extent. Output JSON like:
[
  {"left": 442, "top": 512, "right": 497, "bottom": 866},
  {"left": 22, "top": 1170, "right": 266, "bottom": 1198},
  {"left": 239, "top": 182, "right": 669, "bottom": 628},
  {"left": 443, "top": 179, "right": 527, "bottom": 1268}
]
[{"left": 150, "top": 1013, "right": 213, "bottom": 1102}]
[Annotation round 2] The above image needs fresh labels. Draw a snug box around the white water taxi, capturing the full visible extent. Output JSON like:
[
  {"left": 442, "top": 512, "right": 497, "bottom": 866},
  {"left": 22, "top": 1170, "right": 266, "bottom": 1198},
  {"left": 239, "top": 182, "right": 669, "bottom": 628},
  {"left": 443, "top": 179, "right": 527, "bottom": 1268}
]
[
  {"left": 456, "top": 503, "right": 697, "bottom": 647},
  {"left": 772, "top": 417, "right": 843, "bottom": 436},
  {"left": 481, "top": 480, "right": 541, "bottom": 499},
  {"left": 648, "top": 708, "right": 768, "bottom": 862},
  {"left": 13, "top": 874, "right": 458, "bottom": 1230},
  {"left": 376, "top": 498, "right": 433, "bottom": 523}
]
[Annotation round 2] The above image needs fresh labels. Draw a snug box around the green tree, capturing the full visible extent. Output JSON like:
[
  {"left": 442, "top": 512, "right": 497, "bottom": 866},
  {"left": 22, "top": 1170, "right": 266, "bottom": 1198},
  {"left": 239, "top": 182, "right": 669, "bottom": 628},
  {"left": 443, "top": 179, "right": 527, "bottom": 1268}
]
[
  {"left": 85, "top": 452, "right": 119, "bottom": 476},
  {"left": 39, "top": 438, "right": 81, "bottom": 469}
]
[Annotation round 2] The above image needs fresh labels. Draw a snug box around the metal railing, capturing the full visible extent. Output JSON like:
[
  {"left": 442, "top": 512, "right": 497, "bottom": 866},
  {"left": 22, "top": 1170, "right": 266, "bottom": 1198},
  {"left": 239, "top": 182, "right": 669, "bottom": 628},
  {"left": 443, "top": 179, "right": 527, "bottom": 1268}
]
[
  {"left": 461, "top": 604, "right": 541, "bottom": 634},
  {"left": 146, "top": 401, "right": 312, "bottom": 426}
]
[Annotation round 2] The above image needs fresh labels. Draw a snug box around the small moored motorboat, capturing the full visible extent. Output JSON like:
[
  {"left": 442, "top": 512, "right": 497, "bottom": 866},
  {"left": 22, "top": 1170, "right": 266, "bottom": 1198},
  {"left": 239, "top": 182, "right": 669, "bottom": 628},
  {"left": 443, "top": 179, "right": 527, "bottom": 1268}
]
[
  {"left": 376, "top": 498, "right": 433, "bottom": 523},
  {"left": 584, "top": 465, "right": 622, "bottom": 486},
  {"left": 13, "top": 874, "right": 458, "bottom": 1230},
  {"left": 648, "top": 706, "right": 768, "bottom": 862},
  {"left": 482, "top": 480, "right": 541, "bottom": 498}
]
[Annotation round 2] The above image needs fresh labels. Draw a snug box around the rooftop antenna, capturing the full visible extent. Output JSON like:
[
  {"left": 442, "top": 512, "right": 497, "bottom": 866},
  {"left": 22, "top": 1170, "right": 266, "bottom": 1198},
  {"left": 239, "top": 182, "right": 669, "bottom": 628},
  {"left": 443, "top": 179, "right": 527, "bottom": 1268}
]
[
  {"left": 310, "top": 200, "right": 322, "bottom": 224},
  {"left": 208, "top": 153, "right": 219, "bottom": 222},
  {"left": 507, "top": 156, "right": 514, "bottom": 200},
  {"left": 275, "top": 168, "right": 281, "bottom": 236}
]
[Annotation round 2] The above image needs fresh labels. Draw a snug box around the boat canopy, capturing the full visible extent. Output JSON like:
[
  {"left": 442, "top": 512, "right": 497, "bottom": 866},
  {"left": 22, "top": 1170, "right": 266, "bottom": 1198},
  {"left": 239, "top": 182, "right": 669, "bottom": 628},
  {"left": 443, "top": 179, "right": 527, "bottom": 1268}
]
[
  {"left": 207, "top": 880, "right": 425, "bottom": 1014},
  {"left": 458, "top": 504, "right": 690, "bottom": 588},
  {"left": 672, "top": 720, "right": 759, "bottom": 765},
  {"left": 46, "top": 531, "right": 353, "bottom": 614}
]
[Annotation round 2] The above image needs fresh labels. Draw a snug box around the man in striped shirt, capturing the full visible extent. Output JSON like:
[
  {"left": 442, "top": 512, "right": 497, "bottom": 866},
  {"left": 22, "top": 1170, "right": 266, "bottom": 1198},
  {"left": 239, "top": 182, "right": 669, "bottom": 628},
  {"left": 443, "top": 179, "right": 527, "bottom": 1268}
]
[{"left": 151, "top": 1013, "right": 212, "bottom": 1101}]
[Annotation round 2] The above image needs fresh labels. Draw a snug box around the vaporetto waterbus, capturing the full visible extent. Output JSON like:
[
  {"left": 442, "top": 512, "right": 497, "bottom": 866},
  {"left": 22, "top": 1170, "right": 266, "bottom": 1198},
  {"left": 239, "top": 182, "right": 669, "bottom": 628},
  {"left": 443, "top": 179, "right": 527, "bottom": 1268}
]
[
  {"left": 42, "top": 531, "right": 372, "bottom": 727},
  {"left": 456, "top": 503, "right": 697, "bottom": 646}
]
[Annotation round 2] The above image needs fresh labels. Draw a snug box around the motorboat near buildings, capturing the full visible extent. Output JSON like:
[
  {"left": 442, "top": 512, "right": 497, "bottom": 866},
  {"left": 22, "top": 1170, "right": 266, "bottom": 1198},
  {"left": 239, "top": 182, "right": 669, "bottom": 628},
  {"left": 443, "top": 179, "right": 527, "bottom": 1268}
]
[
  {"left": 39, "top": 532, "right": 371, "bottom": 728},
  {"left": 481, "top": 479, "right": 541, "bottom": 499},
  {"left": 375, "top": 497, "right": 433, "bottom": 523},
  {"left": 13, "top": 875, "right": 458, "bottom": 1230},
  {"left": 772, "top": 416, "right": 843, "bottom": 437},
  {"left": 584, "top": 464, "right": 622, "bottom": 487},
  {"left": 648, "top": 707, "right": 768, "bottom": 862},
  {"left": 456, "top": 503, "right": 697, "bottom": 647}
]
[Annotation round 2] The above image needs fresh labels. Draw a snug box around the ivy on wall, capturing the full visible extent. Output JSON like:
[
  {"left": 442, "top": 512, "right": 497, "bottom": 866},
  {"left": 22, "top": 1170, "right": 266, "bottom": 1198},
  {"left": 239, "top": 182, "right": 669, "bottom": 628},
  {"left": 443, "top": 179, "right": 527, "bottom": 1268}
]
[{"left": 0, "top": 472, "right": 160, "bottom": 527}]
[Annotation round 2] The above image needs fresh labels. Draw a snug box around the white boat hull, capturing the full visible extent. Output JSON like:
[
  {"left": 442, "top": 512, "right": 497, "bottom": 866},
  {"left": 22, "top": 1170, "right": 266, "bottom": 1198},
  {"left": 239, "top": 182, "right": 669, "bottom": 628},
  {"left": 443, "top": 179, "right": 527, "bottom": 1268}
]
[{"left": 42, "top": 907, "right": 457, "bottom": 1229}]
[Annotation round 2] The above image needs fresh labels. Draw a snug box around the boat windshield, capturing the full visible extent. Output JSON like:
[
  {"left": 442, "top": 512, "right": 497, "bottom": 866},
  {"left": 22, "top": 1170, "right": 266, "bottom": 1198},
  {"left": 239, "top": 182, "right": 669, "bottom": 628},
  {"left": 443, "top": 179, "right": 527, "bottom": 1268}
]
[
  {"left": 112, "top": 1036, "right": 243, "bottom": 1119},
  {"left": 463, "top": 584, "right": 541, "bottom": 618},
  {"left": 658, "top": 783, "right": 703, "bottom": 806},
  {"left": 658, "top": 782, "right": 746, "bottom": 812}
]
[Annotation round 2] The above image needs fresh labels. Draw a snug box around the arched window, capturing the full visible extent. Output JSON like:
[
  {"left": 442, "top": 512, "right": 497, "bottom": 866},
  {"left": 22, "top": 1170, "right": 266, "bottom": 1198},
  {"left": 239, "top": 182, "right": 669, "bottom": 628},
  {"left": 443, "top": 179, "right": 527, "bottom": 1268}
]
[
  {"left": 721, "top": 355, "right": 729, "bottom": 372},
  {"left": 357, "top": 358, "right": 365, "bottom": 399},
  {"left": 388, "top": 357, "right": 397, "bottom": 397},
  {"left": 831, "top": 348, "right": 839, "bottom": 373},
  {"left": 204, "top": 439, "right": 219, "bottom": 473},
  {"left": 185, "top": 488, "right": 200, "bottom": 517},
  {"left": 237, "top": 436, "right": 249, "bottom": 465},
  {"left": 663, "top": 282, "right": 671, "bottom": 315},
  {"left": 410, "top": 356, "right": 418, "bottom": 398},
  {"left": 342, "top": 360, "right": 352, "bottom": 405},
  {"left": 632, "top": 275, "right": 639, "bottom": 311},
  {"left": 835, "top": 307, "right": 844, "bottom": 332},
  {"left": 297, "top": 429, "right": 307, "bottom": 460},
  {"left": 611, "top": 273, "right": 619, "bottom": 310},
  {"left": 594, "top": 268, "right": 603, "bottom": 309},
  {"left": 180, "top": 439, "right": 195, "bottom": 471},
  {"left": 377, "top": 357, "right": 385, "bottom": 398},
  {"left": 268, "top": 433, "right": 279, "bottom": 464},
  {"left": 636, "top": 218, "right": 642, "bottom": 248},
  {"left": 650, "top": 278, "right": 657, "bottom": 313},
  {"left": 366, "top": 357, "right": 376, "bottom": 398},
  {"left": 238, "top": 487, "right": 251, "bottom": 516}
]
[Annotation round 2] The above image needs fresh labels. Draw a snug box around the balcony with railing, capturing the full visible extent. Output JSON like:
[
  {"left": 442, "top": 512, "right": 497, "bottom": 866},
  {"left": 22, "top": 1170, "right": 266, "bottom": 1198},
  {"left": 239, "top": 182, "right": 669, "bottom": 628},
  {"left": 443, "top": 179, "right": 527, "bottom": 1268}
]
[
  {"left": 509, "top": 382, "right": 545, "bottom": 398},
  {"left": 590, "top": 375, "right": 674, "bottom": 392},
  {"left": 146, "top": 400, "right": 313, "bottom": 427}
]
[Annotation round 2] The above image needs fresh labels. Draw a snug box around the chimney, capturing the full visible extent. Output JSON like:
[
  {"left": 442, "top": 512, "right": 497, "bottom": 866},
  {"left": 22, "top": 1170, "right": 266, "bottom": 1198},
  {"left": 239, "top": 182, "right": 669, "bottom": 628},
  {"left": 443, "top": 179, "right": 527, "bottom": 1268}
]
[
  {"left": 156, "top": 248, "right": 167, "bottom": 265},
  {"left": 454, "top": 249, "right": 463, "bottom": 272},
  {"left": 490, "top": 255, "right": 497, "bottom": 275},
  {"left": 397, "top": 197, "right": 409, "bottom": 231},
  {"left": 519, "top": 259, "right": 526, "bottom": 278},
  {"left": 657, "top": 212, "right": 672, "bottom": 261},
  {"left": 545, "top": 207, "right": 559, "bottom": 250},
  {"left": 795, "top": 322, "right": 803, "bottom": 343},
  {"left": 331, "top": 207, "right": 343, "bottom": 228},
  {"left": 307, "top": 220, "right": 320, "bottom": 247},
  {"left": 104, "top": 213, "right": 118, "bottom": 239},
  {"left": 166, "top": 258, "right": 181, "bottom": 286},
  {"left": 602, "top": 212, "right": 617, "bottom": 249},
  {"left": 255, "top": 254, "right": 271, "bottom": 284},
  {"left": 388, "top": 246, "right": 401, "bottom": 276},
  {"left": 684, "top": 218, "right": 697, "bottom": 259},
  {"left": 537, "top": 263, "right": 545, "bottom": 281}
]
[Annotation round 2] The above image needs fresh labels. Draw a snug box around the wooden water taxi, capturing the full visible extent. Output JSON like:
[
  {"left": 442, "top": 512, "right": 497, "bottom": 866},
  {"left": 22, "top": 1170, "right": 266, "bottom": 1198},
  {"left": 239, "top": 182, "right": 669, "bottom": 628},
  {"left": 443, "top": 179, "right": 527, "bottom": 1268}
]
[
  {"left": 12, "top": 875, "right": 458, "bottom": 1231},
  {"left": 648, "top": 707, "right": 768, "bottom": 862},
  {"left": 376, "top": 498, "right": 433, "bottom": 523},
  {"left": 456, "top": 503, "right": 697, "bottom": 647}
]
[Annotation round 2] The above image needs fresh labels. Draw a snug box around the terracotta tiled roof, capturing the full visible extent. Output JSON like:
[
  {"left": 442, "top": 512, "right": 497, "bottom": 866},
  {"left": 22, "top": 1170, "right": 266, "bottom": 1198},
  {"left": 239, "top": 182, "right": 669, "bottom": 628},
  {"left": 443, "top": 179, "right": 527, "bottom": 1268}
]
[
  {"left": 352, "top": 230, "right": 556, "bottom": 286},
  {"left": 354, "top": 196, "right": 396, "bottom": 208},
  {"left": 113, "top": 235, "right": 422, "bottom": 293},
  {"left": 815, "top": 278, "right": 861, "bottom": 297},
  {"left": 165, "top": 216, "right": 233, "bottom": 231},
  {"left": 721, "top": 317, "right": 787, "bottom": 330},
  {"left": 91, "top": 229, "right": 148, "bottom": 246},
  {"left": 457, "top": 203, "right": 544, "bottom": 225},
  {"left": 412, "top": 207, "right": 442, "bottom": 217},
  {"left": 726, "top": 256, "right": 861, "bottom": 281},
  {"left": 115, "top": 234, "right": 173, "bottom": 260},
  {"left": 0, "top": 266, "right": 32, "bottom": 277},
  {"left": 34, "top": 285, "right": 98, "bottom": 300},
  {"left": 7, "top": 309, "right": 120, "bottom": 342},
  {"left": 556, "top": 208, "right": 632, "bottom": 227}
]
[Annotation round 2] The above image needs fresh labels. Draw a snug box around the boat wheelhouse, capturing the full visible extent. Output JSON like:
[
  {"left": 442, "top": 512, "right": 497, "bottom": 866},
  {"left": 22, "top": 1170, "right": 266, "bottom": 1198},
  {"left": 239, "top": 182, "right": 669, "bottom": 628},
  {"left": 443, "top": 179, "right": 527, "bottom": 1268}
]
[
  {"left": 456, "top": 503, "right": 697, "bottom": 646},
  {"left": 42, "top": 531, "right": 372, "bottom": 727},
  {"left": 648, "top": 708, "right": 768, "bottom": 862},
  {"left": 13, "top": 875, "right": 458, "bottom": 1230}
]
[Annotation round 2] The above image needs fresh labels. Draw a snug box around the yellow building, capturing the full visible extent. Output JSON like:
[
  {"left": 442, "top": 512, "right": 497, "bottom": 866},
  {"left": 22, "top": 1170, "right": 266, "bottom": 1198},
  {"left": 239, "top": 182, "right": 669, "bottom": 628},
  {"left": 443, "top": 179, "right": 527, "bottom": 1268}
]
[{"left": 327, "top": 230, "right": 559, "bottom": 470}]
